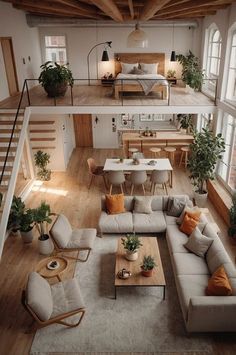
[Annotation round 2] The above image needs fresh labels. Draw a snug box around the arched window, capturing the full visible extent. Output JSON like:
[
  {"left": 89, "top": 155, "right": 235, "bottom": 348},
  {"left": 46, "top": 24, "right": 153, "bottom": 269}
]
[
  {"left": 205, "top": 28, "right": 222, "bottom": 91},
  {"left": 225, "top": 30, "right": 236, "bottom": 105}
]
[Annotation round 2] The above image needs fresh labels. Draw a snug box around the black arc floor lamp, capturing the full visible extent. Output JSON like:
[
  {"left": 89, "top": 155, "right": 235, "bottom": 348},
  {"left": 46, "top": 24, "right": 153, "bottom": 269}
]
[{"left": 87, "top": 41, "right": 112, "bottom": 85}]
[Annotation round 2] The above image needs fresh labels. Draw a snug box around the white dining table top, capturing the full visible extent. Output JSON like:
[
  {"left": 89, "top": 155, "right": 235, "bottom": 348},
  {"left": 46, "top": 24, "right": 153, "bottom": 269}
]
[{"left": 103, "top": 158, "right": 173, "bottom": 171}]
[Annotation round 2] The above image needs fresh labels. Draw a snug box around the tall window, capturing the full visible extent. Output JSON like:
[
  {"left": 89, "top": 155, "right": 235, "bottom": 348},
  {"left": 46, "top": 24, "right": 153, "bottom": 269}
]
[
  {"left": 199, "top": 113, "right": 213, "bottom": 132},
  {"left": 217, "top": 113, "right": 236, "bottom": 192},
  {"left": 45, "top": 36, "right": 67, "bottom": 64},
  {"left": 205, "top": 28, "right": 222, "bottom": 93},
  {"left": 225, "top": 31, "right": 236, "bottom": 106}
]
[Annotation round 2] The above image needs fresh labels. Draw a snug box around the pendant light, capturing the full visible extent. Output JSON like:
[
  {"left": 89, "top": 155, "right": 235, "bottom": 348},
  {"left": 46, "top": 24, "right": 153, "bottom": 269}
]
[
  {"left": 170, "top": 23, "right": 176, "bottom": 62},
  {"left": 127, "top": 23, "right": 148, "bottom": 48}
]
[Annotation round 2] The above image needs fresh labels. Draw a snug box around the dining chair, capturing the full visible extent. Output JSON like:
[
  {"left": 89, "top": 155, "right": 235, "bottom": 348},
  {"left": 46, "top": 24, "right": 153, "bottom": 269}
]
[
  {"left": 130, "top": 170, "right": 147, "bottom": 195},
  {"left": 87, "top": 158, "right": 107, "bottom": 190},
  {"left": 107, "top": 170, "right": 126, "bottom": 194},
  {"left": 150, "top": 170, "right": 169, "bottom": 195}
]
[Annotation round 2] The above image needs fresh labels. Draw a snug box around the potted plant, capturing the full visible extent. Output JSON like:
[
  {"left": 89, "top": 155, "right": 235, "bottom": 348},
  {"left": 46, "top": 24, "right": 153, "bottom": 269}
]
[
  {"left": 33, "top": 201, "right": 54, "bottom": 255},
  {"left": 121, "top": 233, "right": 142, "bottom": 261},
  {"left": 34, "top": 150, "right": 51, "bottom": 181},
  {"left": 228, "top": 193, "right": 236, "bottom": 243},
  {"left": 7, "top": 196, "right": 25, "bottom": 235},
  {"left": 20, "top": 209, "right": 34, "bottom": 243},
  {"left": 176, "top": 51, "right": 204, "bottom": 92},
  {"left": 176, "top": 114, "right": 193, "bottom": 133},
  {"left": 141, "top": 255, "right": 157, "bottom": 277},
  {"left": 188, "top": 128, "right": 225, "bottom": 207},
  {"left": 167, "top": 69, "right": 176, "bottom": 78},
  {"left": 38, "top": 61, "right": 74, "bottom": 98}
]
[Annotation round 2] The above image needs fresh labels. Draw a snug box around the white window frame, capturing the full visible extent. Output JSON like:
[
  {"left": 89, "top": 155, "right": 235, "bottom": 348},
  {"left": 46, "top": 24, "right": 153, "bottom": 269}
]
[
  {"left": 225, "top": 30, "right": 236, "bottom": 106},
  {"left": 44, "top": 35, "right": 68, "bottom": 65}
]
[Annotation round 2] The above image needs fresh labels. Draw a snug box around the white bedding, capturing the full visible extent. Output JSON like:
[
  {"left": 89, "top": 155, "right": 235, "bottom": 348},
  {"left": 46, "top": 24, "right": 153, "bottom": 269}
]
[{"left": 116, "top": 73, "right": 167, "bottom": 81}]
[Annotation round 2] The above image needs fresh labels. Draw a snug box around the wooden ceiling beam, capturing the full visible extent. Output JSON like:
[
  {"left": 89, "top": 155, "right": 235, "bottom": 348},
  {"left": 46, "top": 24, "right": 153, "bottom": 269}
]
[
  {"left": 128, "top": 0, "right": 134, "bottom": 19},
  {"left": 89, "top": 0, "right": 123, "bottom": 22},
  {"left": 154, "top": 9, "right": 218, "bottom": 19},
  {"left": 140, "top": 0, "right": 173, "bottom": 21},
  {"left": 55, "top": 0, "right": 98, "bottom": 14},
  {"left": 156, "top": 4, "right": 230, "bottom": 18}
]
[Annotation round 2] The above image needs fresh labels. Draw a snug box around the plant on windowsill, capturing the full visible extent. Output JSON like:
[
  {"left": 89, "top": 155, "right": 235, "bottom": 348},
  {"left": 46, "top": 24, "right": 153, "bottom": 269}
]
[
  {"left": 176, "top": 51, "right": 204, "bottom": 91},
  {"left": 121, "top": 233, "right": 143, "bottom": 261},
  {"left": 188, "top": 128, "right": 225, "bottom": 207},
  {"left": 33, "top": 201, "right": 54, "bottom": 255},
  {"left": 228, "top": 193, "right": 236, "bottom": 243},
  {"left": 141, "top": 255, "right": 157, "bottom": 277},
  {"left": 34, "top": 150, "right": 51, "bottom": 181},
  {"left": 38, "top": 61, "right": 74, "bottom": 98},
  {"left": 176, "top": 114, "right": 193, "bottom": 133}
]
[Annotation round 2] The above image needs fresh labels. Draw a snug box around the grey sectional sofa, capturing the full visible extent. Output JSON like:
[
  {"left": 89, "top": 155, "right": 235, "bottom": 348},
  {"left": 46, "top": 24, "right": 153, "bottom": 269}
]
[{"left": 98, "top": 195, "right": 236, "bottom": 332}]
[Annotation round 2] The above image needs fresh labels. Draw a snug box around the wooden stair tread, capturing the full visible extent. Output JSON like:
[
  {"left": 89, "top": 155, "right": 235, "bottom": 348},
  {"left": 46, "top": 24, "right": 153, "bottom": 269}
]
[
  {"left": 0, "top": 147, "right": 16, "bottom": 152},
  {"left": 1, "top": 166, "right": 13, "bottom": 172},
  {"left": 0, "top": 120, "right": 23, "bottom": 125},
  {"left": 29, "top": 129, "right": 56, "bottom": 133},
  {"left": 0, "top": 138, "right": 18, "bottom": 142},
  {"left": 0, "top": 129, "right": 20, "bottom": 133},
  {"left": 30, "top": 138, "right": 55, "bottom": 141},
  {"left": 0, "top": 156, "right": 14, "bottom": 162},
  {"left": 29, "top": 121, "right": 55, "bottom": 125}
]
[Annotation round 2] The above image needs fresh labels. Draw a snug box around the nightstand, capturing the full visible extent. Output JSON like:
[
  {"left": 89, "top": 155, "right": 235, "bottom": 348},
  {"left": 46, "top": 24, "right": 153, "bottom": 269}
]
[
  {"left": 101, "top": 77, "right": 115, "bottom": 87},
  {"left": 167, "top": 77, "right": 177, "bottom": 86}
]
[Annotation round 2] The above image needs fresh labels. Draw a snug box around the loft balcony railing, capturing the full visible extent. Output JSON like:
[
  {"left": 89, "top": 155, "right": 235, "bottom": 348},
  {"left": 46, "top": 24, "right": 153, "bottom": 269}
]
[{"left": 1, "top": 78, "right": 218, "bottom": 109}]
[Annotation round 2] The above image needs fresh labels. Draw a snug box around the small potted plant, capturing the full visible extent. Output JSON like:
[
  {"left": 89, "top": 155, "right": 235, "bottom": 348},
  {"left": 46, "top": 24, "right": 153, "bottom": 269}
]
[
  {"left": 121, "top": 233, "right": 142, "bottom": 261},
  {"left": 167, "top": 69, "right": 176, "bottom": 78},
  {"left": 34, "top": 150, "right": 51, "bottom": 181},
  {"left": 38, "top": 61, "right": 74, "bottom": 97},
  {"left": 141, "top": 255, "right": 157, "bottom": 277},
  {"left": 228, "top": 193, "right": 236, "bottom": 243},
  {"left": 176, "top": 114, "right": 193, "bottom": 133},
  {"left": 33, "top": 201, "right": 54, "bottom": 255},
  {"left": 7, "top": 196, "right": 25, "bottom": 235},
  {"left": 20, "top": 209, "right": 34, "bottom": 243}
]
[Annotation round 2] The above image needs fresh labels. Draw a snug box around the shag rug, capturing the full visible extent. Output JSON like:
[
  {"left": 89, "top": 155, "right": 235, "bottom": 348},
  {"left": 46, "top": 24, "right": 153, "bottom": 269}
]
[{"left": 30, "top": 236, "right": 214, "bottom": 354}]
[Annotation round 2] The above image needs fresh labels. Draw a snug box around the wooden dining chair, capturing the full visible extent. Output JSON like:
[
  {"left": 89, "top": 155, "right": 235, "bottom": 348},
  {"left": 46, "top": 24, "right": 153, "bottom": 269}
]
[{"left": 87, "top": 158, "right": 108, "bottom": 190}]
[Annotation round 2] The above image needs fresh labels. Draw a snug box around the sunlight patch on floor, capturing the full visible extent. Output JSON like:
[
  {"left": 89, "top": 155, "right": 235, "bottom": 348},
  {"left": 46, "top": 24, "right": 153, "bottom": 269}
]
[{"left": 32, "top": 180, "right": 68, "bottom": 196}]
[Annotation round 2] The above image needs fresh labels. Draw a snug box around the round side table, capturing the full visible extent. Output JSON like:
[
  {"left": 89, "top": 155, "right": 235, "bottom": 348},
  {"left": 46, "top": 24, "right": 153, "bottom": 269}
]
[{"left": 35, "top": 256, "right": 68, "bottom": 282}]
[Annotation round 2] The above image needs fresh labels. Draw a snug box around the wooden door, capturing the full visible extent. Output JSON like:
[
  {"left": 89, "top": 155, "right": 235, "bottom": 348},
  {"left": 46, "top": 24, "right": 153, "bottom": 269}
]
[
  {"left": 1, "top": 37, "right": 19, "bottom": 96},
  {"left": 73, "top": 114, "right": 93, "bottom": 147}
]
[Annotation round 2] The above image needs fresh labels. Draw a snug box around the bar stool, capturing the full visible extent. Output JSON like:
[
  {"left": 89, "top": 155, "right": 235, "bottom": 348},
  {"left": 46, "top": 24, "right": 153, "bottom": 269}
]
[
  {"left": 128, "top": 147, "right": 139, "bottom": 158},
  {"left": 179, "top": 146, "right": 190, "bottom": 169},
  {"left": 149, "top": 147, "right": 162, "bottom": 158},
  {"left": 164, "top": 147, "right": 176, "bottom": 166}
]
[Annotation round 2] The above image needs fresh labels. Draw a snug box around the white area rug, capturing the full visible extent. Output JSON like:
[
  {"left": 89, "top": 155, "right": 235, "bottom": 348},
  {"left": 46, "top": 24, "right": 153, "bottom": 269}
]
[{"left": 30, "top": 236, "right": 214, "bottom": 354}]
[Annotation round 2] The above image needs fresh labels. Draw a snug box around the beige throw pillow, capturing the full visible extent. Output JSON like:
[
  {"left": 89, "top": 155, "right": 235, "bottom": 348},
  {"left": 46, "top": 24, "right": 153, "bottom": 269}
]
[
  {"left": 184, "top": 227, "right": 213, "bottom": 257},
  {"left": 176, "top": 206, "right": 201, "bottom": 225},
  {"left": 134, "top": 196, "right": 153, "bottom": 214}
]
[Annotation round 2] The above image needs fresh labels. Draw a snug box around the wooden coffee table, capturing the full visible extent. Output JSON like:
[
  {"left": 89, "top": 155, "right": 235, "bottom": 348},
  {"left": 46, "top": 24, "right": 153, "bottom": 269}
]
[
  {"left": 115, "top": 237, "right": 166, "bottom": 299},
  {"left": 35, "top": 256, "right": 68, "bottom": 282}
]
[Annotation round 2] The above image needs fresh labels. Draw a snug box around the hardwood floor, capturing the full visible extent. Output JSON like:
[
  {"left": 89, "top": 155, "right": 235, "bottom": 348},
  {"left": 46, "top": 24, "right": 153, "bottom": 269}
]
[{"left": 0, "top": 148, "right": 235, "bottom": 355}]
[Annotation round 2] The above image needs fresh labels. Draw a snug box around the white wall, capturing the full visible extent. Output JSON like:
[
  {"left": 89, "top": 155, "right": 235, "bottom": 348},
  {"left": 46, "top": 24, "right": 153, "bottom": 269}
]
[
  {"left": 39, "top": 24, "right": 202, "bottom": 81},
  {"left": 0, "top": 2, "right": 42, "bottom": 101}
]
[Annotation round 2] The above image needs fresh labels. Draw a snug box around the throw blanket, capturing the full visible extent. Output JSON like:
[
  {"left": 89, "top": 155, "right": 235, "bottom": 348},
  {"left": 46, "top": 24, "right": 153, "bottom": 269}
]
[{"left": 137, "top": 79, "right": 159, "bottom": 95}]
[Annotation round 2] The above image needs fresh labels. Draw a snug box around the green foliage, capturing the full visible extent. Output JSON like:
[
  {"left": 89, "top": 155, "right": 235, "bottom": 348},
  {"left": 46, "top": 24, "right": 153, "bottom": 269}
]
[
  {"left": 141, "top": 255, "right": 157, "bottom": 271},
  {"left": 167, "top": 69, "right": 176, "bottom": 78},
  {"left": 228, "top": 193, "right": 236, "bottom": 237},
  {"left": 121, "top": 233, "right": 142, "bottom": 252},
  {"left": 188, "top": 128, "right": 225, "bottom": 194},
  {"left": 176, "top": 50, "right": 204, "bottom": 90},
  {"left": 20, "top": 209, "right": 34, "bottom": 232},
  {"left": 33, "top": 201, "right": 53, "bottom": 239},
  {"left": 38, "top": 61, "right": 74, "bottom": 88},
  {"left": 177, "top": 114, "right": 193, "bottom": 130},
  {"left": 34, "top": 150, "right": 51, "bottom": 181},
  {"left": 7, "top": 196, "right": 25, "bottom": 231}
]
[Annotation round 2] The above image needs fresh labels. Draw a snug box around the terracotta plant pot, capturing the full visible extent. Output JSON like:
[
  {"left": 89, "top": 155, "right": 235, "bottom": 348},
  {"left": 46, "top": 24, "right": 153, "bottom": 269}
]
[
  {"left": 125, "top": 250, "right": 138, "bottom": 261},
  {"left": 141, "top": 267, "right": 154, "bottom": 277}
]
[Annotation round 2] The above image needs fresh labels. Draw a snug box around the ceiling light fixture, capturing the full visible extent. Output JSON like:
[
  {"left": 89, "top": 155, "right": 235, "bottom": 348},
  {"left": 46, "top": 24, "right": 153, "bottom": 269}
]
[
  {"left": 127, "top": 23, "right": 148, "bottom": 48},
  {"left": 170, "top": 23, "right": 176, "bottom": 62}
]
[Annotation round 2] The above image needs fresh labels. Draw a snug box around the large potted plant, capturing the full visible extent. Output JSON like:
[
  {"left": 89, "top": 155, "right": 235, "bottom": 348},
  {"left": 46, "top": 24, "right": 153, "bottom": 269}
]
[
  {"left": 188, "top": 128, "right": 225, "bottom": 207},
  {"left": 34, "top": 150, "right": 51, "bottom": 181},
  {"left": 33, "top": 201, "right": 54, "bottom": 255},
  {"left": 20, "top": 209, "right": 34, "bottom": 243},
  {"left": 7, "top": 196, "right": 25, "bottom": 235},
  {"left": 121, "top": 233, "right": 142, "bottom": 261},
  {"left": 141, "top": 255, "right": 157, "bottom": 277},
  {"left": 228, "top": 193, "right": 236, "bottom": 243},
  {"left": 176, "top": 51, "right": 204, "bottom": 91},
  {"left": 38, "top": 61, "right": 74, "bottom": 97}
]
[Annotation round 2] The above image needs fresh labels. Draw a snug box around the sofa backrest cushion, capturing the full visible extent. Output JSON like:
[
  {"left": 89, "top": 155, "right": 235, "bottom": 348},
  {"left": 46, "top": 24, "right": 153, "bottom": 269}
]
[
  {"left": 151, "top": 196, "right": 163, "bottom": 211},
  {"left": 134, "top": 196, "right": 153, "bottom": 214},
  {"left": 50, "top": 214, "right": 72, "bottom": 248},
  {"left": 101, "top": 196, "right": 134, "bottom": 212},
  {"left": 26, "top": 272, "right": 53, "bottom": 321}
]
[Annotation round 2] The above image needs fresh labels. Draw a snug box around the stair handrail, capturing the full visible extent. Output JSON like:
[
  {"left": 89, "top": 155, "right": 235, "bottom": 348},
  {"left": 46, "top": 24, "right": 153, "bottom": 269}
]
[{"left": 0, "top": 80, "right": 29, "bottom": 185}]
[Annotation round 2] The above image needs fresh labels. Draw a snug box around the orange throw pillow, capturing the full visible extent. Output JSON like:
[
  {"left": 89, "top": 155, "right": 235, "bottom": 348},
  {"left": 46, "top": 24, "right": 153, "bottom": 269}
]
[
  {"left": 180, "top": 212, "right": 200, "bottom": 235},
  {"left": 105, "top": 194, "right": 125, "bottom": 214},
  {"left": 206, "top": 266, "right": 233, "bottom": 296}
]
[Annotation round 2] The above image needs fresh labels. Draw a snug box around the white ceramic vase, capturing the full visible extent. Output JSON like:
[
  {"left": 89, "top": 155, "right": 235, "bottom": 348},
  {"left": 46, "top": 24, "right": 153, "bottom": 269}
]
[
  {"left": 38, "top": 235, "right": 54, "bottom": 255},
  {"left": 125, "top": 250, "right": 138, "bottom": 261},
  {"left": 194, "top": 190, "right": 208, "bottom": 207},
  {"left": 21, "top": 229, "right": 34, "bottom": 243}
]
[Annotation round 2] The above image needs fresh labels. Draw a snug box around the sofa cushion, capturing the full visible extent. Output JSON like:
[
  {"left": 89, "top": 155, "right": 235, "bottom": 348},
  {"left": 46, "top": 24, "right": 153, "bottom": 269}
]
[
  {"left": 167, "top": 197, "right": 188, "bottom": 217},
  {"left": 176, "top": 206, "right": 201, "bottom": 225},
  {"left": 180, "top": 212, "right": 200, "bottom": 235},
  {"left": 164, "top": 214, "right": 177, "bottom": 225},
  {"left": 176, "top": 274, "right": 209, "bottom": 319},
  {"left": 166, "top": 225, "right": 189, "bottom": 253},
  {"left": 151, "top": 196, "right": 163, "bottom": 211},
  {"left": 51, "top": 277, "right": 85, "bottom": 318},
  {"left": 105, "top": 194, "right": 125, "bottom": 214},
  {"left": 67, "top": 228, "right": 96, "bottom": 248},
  {"left": 101, "top": 196, "right": 134, "bottom": 212},
  {"left": 134, "top": 196, "right": 153, "bottom": 214},
  {"left": 206, "top": 266, "right": 233, "bottom": 296},
  {"left": 207, "top": 249, "right": 231, "bottom": 275},
  {"left": 172, "top": 252, "right": 210, "bottom": 275},
  {"left": 99, "top": 211, "right": 133, "bottom": 234},
  {"left": 26, "top": 272, "right": 53, "bottom": 321},
  {"left": 133, "top": 211, "right": 166, "bottom": 233},
  {"left": 184, "top": 227, "right": 213, "bottom": 257},
  {"left": 50, "top": 214, "right": 72, "bottom": 248}
]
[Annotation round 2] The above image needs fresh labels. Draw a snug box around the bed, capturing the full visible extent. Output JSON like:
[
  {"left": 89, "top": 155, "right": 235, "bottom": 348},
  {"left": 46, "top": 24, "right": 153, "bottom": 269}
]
[{"left": 114, "top": 53, "right": 168, "bottom": 100}]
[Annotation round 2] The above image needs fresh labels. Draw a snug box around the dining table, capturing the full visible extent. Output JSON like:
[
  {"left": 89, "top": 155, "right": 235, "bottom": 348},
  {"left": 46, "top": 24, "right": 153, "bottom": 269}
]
[{"left": 103, "top": 158, "right": 173, "bottom": 187}]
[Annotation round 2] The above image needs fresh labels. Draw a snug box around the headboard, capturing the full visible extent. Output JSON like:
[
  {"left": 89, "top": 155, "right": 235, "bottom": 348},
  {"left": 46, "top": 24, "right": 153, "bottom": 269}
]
[{"left": 114, "top": 53, "right": 165, "bottom": 76}]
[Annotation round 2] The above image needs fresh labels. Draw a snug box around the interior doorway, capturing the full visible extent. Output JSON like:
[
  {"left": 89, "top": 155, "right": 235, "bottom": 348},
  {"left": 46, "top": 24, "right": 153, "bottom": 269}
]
[
  {"left": 73, "top": 114, "right": 93, "bottom": 147},
  {"left": 0, "top": 37, "right": 19, "bottom": 96}
]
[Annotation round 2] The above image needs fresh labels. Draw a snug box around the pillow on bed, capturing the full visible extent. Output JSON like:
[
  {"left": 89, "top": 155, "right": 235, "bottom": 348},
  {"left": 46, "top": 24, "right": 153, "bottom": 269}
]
[
  {"left": 129, "top": 67, "right": 147, "bottom": 75},
  {"left": 140, "top": 63, "right": 158, "bottom": 74},
  {"left": 121, "top": 62, "right": 138, "bottom": 74}
]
